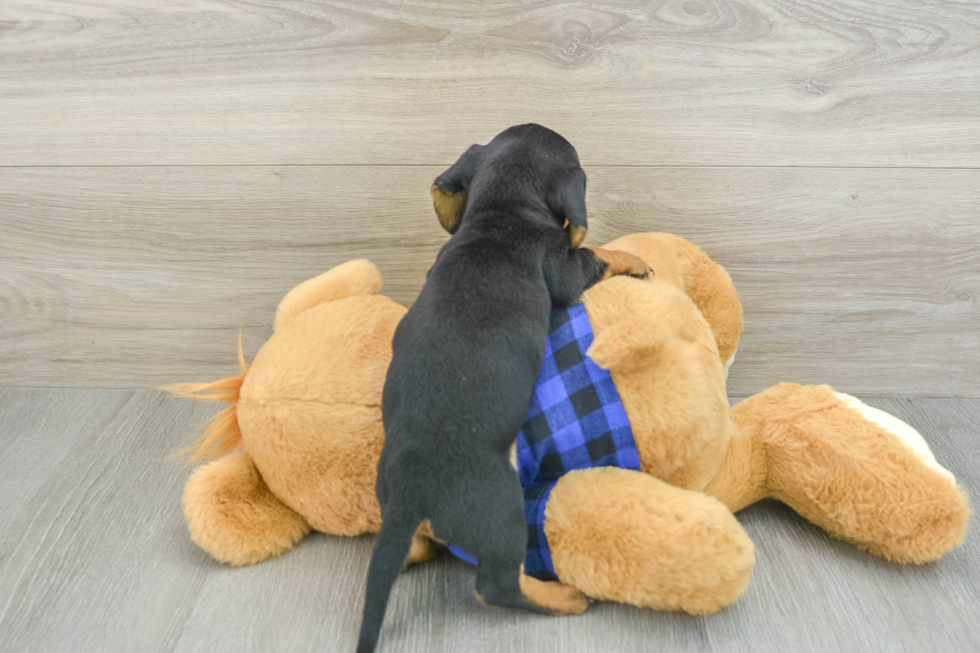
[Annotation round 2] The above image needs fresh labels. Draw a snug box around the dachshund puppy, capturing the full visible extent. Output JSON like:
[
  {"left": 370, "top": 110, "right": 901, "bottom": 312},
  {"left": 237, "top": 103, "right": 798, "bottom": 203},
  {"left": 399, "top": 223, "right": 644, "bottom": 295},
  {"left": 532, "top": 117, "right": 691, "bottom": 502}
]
[{"left": 357, "top": 124, "right": 650, "bottom": 653}]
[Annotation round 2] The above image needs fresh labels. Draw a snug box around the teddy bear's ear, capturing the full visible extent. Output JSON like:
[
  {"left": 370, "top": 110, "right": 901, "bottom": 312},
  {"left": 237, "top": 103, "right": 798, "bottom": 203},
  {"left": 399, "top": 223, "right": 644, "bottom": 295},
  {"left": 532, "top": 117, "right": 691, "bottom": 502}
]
[
  {"left": 274, "top": 260, "right": 383, "bottom": 331},
  {"left": 675, "top": 242, "right": 743, "bottom": 364},
  {"left": 587, "top": 320, "right": 670, "bottom": 374},
  {"left": 431, "top": 143, "right": 483, "bottom": 234}
]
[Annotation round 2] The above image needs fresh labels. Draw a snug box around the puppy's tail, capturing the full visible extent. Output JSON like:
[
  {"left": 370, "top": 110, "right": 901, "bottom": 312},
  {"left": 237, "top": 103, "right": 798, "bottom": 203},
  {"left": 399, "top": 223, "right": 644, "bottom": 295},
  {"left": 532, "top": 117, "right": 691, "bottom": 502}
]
[{"left": 357, "top": 509, "right": 420, "bottom": 653}]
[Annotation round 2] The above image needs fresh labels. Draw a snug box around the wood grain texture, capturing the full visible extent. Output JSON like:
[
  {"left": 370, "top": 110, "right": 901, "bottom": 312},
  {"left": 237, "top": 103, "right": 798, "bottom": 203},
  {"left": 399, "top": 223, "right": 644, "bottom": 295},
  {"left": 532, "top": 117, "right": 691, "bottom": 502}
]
[
  {"left": 0, "top": 389, "right": 209, "bottom": 652},
  {"left": 1, "top": 0, "right": 979, "bottom": 166},
  {"left": 0, "top": 390, "right": 977, "bottom": 652},
  {"left": 1, "top": 165, "right": 977, "bottom": 395}
]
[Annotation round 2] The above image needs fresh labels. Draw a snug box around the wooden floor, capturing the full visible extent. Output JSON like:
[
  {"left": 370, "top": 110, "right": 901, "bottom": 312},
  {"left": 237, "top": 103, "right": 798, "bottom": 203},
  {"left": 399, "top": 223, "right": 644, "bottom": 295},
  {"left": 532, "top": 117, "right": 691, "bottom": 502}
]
[{"left": 0, "top": 389, "right": 976, "bottom": 653}]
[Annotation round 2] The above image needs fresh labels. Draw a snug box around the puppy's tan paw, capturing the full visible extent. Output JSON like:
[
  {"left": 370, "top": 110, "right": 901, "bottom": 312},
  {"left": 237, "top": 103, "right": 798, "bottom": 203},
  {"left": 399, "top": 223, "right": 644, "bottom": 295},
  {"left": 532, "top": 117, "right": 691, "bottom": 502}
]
[
  {"left": 406, "top": 520, "right": 444, "bottom": 566},
  {"left": 520, "top": 574, "right": 590, "bottom": 616},
  {"left": 590, "top": 248, "right": 653, "bottom": 280}
]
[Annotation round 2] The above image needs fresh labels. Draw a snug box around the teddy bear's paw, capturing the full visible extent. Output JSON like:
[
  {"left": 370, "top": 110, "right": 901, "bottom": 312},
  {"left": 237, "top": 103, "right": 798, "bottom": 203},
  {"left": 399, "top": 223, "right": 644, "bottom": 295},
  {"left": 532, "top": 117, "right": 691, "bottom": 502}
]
[
  {"left": 829, "top": 392, "right": 969, "bottom": 564},
  {"left": 834, "top": 393, "right": 955, "bottom": 482}
]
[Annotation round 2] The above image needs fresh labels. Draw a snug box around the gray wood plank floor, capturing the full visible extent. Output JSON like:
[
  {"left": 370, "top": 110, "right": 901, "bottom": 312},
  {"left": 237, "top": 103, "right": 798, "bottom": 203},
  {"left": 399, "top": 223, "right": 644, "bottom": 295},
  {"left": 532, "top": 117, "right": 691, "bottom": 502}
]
[{"left": 0, "top": 389, "right": 976, "bottom": 652}]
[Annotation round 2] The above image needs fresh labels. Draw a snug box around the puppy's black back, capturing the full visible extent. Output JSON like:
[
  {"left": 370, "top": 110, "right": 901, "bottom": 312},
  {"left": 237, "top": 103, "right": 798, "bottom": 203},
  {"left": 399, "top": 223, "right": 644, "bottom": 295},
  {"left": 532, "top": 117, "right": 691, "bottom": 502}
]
[{"left": 357, "top": 125, "right": 607, "bottom": 653}]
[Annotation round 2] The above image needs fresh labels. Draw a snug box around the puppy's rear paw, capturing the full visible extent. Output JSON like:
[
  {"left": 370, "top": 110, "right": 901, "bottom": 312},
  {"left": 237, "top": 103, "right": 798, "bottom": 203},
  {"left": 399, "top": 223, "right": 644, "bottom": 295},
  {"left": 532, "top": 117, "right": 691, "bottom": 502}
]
[
  {"left": 552, "top": 584, "right": 589, "bottom": 616},
  {"left": 520, "top": 574, "right": 590, "bottom": 616},
  {"left": 406, "top": 520, "right": 445, "bottom": 566}
]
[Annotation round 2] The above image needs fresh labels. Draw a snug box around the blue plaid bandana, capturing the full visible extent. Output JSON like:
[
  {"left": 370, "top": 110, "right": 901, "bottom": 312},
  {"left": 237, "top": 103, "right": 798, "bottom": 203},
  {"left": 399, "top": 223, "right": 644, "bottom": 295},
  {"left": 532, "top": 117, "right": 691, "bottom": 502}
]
[{"left": 448, "top": 303, "right": 640, "bottom": 580}]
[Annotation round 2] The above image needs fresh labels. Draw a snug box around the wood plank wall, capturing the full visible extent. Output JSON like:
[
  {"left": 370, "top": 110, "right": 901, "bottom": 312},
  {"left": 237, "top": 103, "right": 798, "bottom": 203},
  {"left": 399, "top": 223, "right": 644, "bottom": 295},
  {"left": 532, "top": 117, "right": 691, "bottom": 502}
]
[{"left": 1, "top": 0, "right": 978, "bottom": 395}]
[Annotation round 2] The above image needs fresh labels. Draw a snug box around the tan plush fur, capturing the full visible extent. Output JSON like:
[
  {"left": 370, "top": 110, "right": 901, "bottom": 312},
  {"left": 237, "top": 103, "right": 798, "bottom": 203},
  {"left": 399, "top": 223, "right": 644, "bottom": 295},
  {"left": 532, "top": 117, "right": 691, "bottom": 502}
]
[
  {"left": 602, "top": 233, "right": 743, "bottom": 362},
  {"left": 239, "top": 267, "right": 405, "bottom": 537},
  {"left": 183, "top": 451, "right": 310, "bottom": 566},
  {"left": 274, "top": 259, "right": 383, "bottom": 332},
  {"left": 712, "top": 383, "right": 970, "bottom": 563},
  {"left": 584, "top": 276, "right": 731, "bottom": 492},
  {"left": 176, "top": 260, "right": 403, "bottom": 563},
  {"left": 172, "top": 235, "right": 969, "bottom": 614},
  {"left": 545, "top": 467, "right": 754, "bottom": 614}
]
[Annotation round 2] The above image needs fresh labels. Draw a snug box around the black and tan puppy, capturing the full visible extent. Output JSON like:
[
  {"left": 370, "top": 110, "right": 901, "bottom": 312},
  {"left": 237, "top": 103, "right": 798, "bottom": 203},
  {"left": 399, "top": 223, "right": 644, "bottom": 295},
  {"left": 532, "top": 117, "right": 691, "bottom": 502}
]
[{"left": 356, "top": 124, "right": 650, "bottom": 653}]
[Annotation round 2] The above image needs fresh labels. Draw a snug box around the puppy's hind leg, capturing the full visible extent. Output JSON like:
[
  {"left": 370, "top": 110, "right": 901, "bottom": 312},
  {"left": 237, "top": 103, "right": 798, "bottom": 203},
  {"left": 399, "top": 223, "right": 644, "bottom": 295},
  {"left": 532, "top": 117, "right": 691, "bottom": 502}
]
[
  {"left": 452, "top": 479, "right": 588, "bottom": 616},
  {"left": 517, "top": 566, "right": 589, "bottom": 616},
  {"left": 475, "top": 557, "right": 589, "bottom": 616}
]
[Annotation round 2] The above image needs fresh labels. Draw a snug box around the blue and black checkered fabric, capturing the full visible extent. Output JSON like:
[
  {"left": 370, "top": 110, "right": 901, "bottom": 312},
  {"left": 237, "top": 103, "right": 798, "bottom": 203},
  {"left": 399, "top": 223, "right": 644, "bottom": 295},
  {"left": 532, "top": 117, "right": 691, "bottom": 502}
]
[{"left": 449, "top": 303, "right": 640, "bottom": 580}]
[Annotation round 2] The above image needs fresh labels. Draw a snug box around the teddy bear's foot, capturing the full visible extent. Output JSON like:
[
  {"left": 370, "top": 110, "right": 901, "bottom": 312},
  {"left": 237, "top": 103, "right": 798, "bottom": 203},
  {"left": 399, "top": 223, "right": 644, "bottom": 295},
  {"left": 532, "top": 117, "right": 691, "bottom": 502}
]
[
  {"left": 736, "top": 384, "right": 970, "bottom": 564},
  {"left": 544, "top": 467, "right": 754, "bottom": 615},
  {"left": 183, "top": 451, "right": 311, "bottom": 566}
]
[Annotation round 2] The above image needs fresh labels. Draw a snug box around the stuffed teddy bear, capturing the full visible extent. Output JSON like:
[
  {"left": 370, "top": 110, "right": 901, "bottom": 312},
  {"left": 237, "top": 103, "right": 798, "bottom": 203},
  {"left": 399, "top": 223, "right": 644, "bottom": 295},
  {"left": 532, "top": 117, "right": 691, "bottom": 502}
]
[{"left": 170, "top": 233, "right": 970, "bottom": 615}]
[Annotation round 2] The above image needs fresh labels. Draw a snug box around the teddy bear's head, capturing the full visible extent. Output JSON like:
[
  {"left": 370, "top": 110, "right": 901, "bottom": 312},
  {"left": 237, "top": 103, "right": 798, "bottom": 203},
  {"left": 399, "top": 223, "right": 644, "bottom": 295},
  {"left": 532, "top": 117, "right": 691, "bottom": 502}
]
[
  {"left": 600, "top": 233, "right": 743, "bottom": 372},
  {"left": 582, "top": 233, "right": 742, "bottom": 492}
]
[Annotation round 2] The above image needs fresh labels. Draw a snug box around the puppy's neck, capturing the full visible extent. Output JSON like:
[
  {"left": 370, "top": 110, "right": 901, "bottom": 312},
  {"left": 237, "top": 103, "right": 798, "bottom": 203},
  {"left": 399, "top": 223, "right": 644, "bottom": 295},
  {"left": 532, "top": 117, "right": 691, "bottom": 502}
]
[{"left": 461, "top": 195, "right": 561, "bottom": 240}]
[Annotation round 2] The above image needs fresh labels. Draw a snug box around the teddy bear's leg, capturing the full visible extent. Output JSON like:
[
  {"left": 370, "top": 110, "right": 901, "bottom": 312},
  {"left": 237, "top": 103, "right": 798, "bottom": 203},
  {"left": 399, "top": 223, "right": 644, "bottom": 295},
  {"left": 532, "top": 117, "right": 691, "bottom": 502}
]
[
  {"left": 724, "top": 383, "right": 970, "bottom": 564},
  {"left": 183, "top": 451, "right": 311, "bottom": 566},
  {"left": 274, "top": 259, "right": 383, "bottom": 331},
  {"left": 544, "top": 467, "right": 755, "bottom": 615}
]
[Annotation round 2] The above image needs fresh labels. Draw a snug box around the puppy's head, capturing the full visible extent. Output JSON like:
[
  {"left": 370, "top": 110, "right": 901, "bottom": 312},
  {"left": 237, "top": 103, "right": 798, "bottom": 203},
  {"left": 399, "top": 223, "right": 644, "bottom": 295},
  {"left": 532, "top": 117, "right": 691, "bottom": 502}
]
[{"left": 431, "top": 124, "right": 589, "bottom": 248}]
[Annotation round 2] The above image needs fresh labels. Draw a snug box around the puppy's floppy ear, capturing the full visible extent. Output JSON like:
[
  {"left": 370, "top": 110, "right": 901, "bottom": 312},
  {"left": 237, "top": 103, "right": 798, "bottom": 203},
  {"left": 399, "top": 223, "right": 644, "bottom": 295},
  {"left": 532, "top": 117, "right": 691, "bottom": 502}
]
[
  {"left": 555, "top": 168, "right": 588, "bottom": 248},
  {"left": 432, "top": 144, "right": 483, "bottom": 234}
]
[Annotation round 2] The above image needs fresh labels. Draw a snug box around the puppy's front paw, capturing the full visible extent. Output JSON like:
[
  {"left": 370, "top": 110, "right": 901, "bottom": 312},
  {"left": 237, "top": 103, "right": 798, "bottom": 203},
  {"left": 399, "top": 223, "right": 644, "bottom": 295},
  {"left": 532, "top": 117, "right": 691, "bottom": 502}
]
[{"left": 590, "top": 248, "right": 653, "bottom": 280}]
